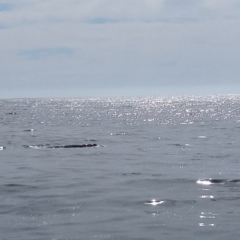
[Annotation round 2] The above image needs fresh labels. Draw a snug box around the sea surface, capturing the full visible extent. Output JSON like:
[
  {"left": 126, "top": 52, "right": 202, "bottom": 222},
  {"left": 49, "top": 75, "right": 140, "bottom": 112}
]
[{"left": 1, "top": 95, "right": 240, "bottom": 240}]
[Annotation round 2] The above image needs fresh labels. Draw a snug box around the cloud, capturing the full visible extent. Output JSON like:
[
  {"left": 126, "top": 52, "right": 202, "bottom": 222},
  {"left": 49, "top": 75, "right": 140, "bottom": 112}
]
[
  {"left": 0, "top": 0, "right": 165, "bottom": 26},
  {"left": 1, "top": 0, "right": 239, "bottom": 28},
  {"left": 0, "top": 0, "right": 240, "bottom": 97},
  {"left": 18, "top": 47, "right": 73, "bottom": 59},
  {"left": 0, "top": 24, "right": 6, "bottom": 29},
  {"left": 88, "top": 18, "right": 117, "bottom": 24},
  {"left": 200, "top": 0, "right": 240, "bottom": 9},
  {"left": 0, "top": 3, "right": 12, "bottom": 11}
]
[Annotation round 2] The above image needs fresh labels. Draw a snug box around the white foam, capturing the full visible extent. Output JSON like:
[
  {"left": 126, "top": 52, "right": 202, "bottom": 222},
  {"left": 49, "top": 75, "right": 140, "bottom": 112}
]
[
  {"left": 145, "top": 199, "right": 165, "bottom": 206},
  {"left": 197, "top": 179, "right": 212, "bottom": 185}
]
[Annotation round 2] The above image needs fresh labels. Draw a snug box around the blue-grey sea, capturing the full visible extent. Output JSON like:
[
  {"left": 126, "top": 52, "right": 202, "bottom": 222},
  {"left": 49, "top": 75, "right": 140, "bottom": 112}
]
[{"left": 1, "top": 95, "right": 240, "bottom": 240}]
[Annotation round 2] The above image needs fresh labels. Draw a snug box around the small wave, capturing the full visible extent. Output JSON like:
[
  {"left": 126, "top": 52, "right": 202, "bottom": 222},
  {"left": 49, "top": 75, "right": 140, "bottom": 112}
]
[
  {"left": 23, "top": 129, "right": 34, "bottom": 132},
  {"left": 170, "top": 143, "right": 193, "bottom": 148},
  {"left": 110, "top": 132, "right": 127, "bottom": 136},
  {"left": 0, "top": 146, "right": 6, "bottom": 151},
  {"left": 6, "top": 112, "right": 17, "bottom": 115},
  {"left": 23, "top": 144, "right": 50, "bottom": 149},
  {"left": 0, "top": 184, "right": 38, "bottom": 194},
  {"left": 121, "top": 172, "right": 141, "bottom": 176},
  {"left": 144, "top": 199, "right": 195, "bottom": 208},
  {"left": 198, "top": 136, "right": 208, "bottom": 139},
  {"left": 4, "top": 183, "right": 36, "bottom": 188},
  {"left": 144, "top": 199, "right": 178, "bottom": 207},
  {"left": 145, "top": 199, "right": 165, "bottom": 206}
]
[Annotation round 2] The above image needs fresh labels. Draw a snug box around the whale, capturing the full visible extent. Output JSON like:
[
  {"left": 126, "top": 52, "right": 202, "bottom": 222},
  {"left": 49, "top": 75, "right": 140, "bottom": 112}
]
[
  {"left": 49, "top": 144, "right": 97, "bottom": 148},
  {"left": 197, "top": 178, "right": 240, "bottom": 185},
  {"left": 23, "top": 143, "right": 97, "bottom": 149}
]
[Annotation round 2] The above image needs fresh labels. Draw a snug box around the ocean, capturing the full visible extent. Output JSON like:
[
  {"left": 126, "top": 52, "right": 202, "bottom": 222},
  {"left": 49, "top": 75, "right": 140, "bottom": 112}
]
[{"left": 1, "top": 95, "right": 240, "bottom": 240}]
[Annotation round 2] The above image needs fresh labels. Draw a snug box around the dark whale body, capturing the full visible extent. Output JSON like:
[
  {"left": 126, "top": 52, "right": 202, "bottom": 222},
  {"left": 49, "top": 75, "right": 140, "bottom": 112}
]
[
  {"left": 50, "top": 144, "right": 97, "bottom": 148},
  {"left": 197, "top": 178, "right": 240, "bottom": 185},
  {"left": 23, "top": 143, "right": 97, "bottom": 149}
]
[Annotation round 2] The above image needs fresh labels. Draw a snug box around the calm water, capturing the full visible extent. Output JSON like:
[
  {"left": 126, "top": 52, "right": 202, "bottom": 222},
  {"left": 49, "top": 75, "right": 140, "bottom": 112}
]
[{"left": 1, "top": 95, "right": 240, "bottom": 240}]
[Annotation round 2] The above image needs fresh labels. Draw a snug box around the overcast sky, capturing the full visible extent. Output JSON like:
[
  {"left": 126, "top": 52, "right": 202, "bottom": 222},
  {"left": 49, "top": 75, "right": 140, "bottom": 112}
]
[{"left": 0, "top": 0, "right": 239, "bottom": 98}]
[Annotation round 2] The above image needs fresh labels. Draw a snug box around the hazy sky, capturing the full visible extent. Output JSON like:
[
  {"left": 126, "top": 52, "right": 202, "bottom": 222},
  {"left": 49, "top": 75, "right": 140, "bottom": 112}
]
[{"left": 0, "top": 0, "right": 240, "bottom": 98}]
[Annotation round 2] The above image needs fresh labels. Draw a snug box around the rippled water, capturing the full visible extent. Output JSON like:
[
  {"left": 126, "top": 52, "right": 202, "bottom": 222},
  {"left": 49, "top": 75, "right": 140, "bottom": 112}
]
[{"left": 1, "top": 95, "right": 240, "bottom": 240}]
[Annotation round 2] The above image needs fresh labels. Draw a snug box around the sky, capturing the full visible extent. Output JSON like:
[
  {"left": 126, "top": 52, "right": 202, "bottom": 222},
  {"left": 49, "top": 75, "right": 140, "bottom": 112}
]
[{"left": 0, "top": 0, "right": 240, "bottom": 98}]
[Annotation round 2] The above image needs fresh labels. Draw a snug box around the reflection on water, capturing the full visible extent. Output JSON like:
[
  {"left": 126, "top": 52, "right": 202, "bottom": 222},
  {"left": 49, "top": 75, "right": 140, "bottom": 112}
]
[
  {"left": 198, "top": 181, "right": 217, "bottom": 228},
  {"left": 200, "top": 212, "right": 218, "bottom": 219},
  {"left": 200, "top": 195, "right": 215, "bottom": 199},
  {"left": 1, "top": 96, "right": 240, "bottom": 239},
  {"left": 196, "top": 177, "right": 240, "bottom": 229},
  {"left": 143, "top": 177, "right": 240, "bottom": 230},
  {"left": 199, "top": 212, "right": 218, "bottom": 227}
]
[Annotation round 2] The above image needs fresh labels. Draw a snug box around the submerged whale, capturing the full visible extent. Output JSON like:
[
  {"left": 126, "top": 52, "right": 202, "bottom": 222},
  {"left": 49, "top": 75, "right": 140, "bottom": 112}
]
[{"left": 23, "top": 143, "right": 97, "bottom": 149}]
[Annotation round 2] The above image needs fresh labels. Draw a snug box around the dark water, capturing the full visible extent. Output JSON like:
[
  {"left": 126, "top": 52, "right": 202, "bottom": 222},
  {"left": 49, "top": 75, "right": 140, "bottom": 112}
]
[{"left": 1, "top": 95, "right": 240, "bottom": 240}]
